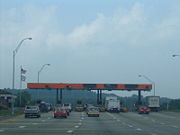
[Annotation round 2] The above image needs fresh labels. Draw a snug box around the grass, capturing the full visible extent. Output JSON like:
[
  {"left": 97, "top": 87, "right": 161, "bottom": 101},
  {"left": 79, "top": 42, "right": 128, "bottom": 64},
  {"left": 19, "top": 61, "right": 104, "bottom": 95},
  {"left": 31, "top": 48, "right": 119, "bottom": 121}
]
[
  {"left": 170, "top": 109, "right": 180, "bottom": 113},
  {"left": 0, "top": 109, "right": 24, "bottom": 116}
]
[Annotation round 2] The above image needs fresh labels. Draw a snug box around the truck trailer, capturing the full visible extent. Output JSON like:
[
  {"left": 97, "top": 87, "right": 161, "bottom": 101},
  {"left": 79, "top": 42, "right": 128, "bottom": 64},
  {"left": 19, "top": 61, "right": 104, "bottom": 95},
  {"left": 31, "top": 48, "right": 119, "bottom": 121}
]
[
  {"left": 105, "top": 97, "right": 120, "bottom": 113},
  {"left": 146, "top": 96, "right": 160, "bottom": 112}
]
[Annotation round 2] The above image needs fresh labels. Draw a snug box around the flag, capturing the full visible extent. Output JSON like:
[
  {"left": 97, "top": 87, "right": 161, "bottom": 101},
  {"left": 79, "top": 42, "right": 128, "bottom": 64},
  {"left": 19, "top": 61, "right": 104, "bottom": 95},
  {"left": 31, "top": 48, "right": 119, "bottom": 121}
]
[
  {"left": 21, "top": 68, "right": 27, "bottom": 74},
  {"left": 21, "top": 75, "right": 26, "bottom": 81}
]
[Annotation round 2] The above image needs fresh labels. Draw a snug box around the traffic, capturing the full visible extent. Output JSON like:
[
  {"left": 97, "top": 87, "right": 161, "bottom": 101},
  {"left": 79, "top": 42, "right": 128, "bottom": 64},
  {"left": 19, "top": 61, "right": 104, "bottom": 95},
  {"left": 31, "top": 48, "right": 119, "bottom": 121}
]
[{"left": 23, "top": 95, "right": 160, "bottom": 120}]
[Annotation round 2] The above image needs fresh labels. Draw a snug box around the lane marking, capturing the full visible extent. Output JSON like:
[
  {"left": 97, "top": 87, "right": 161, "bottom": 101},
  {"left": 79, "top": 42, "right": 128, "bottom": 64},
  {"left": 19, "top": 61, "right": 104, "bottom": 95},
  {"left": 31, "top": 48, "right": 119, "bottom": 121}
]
[
  {"left": 79, "top": 120, "right": 82, "bottom": 122},
  {"left": 127, "top": 124, "right": 133, "bottom": 128},
  {"left": 67, "top": 130, "right": 73, "bottom": 133},
  {"left": 160, "top": 122, "right": 165, "bottom": 125},
  {"left": 136, "top": 128, "right": 142, "bottom": 131},
  {"left": 41, "top": 120, "right": 46, "bottom": 122},
  {"left": 32, "top": 123, "right": 38, "bottom": 125},
  {"left": 78, "top": 123, "right": 82, "bottom": 125},
  {"left": 171, "top": 125, "right": 178, "bottom": 128},
  {"left": 81, "top": 118, "right": 84, "bottom": 120},
  {"left": 74, "top": 125, "right": 79, "bottom": 128},
  {"left": 19, "top": 126, "right": 26, "bottom": 128},
  {"left": 117, "top": 119, "right": 120, "bottom": 122},
  {"left": 0, "top": 129, "right": 4, "bottom": 132}
]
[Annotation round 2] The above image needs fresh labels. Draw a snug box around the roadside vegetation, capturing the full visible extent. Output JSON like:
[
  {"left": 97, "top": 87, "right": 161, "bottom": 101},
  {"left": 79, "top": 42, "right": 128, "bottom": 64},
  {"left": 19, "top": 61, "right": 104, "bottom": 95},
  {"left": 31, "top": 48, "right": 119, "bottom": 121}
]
[{"left": 0, "top": 109, "right": 24, "bottom": 116}]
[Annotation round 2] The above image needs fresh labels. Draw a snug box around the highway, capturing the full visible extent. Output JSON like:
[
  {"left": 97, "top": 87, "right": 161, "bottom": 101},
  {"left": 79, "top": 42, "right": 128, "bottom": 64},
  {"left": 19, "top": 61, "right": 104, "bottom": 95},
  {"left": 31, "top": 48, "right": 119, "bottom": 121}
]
[{"left": 0, "top": 111, "right": 179, "bottom": 135}]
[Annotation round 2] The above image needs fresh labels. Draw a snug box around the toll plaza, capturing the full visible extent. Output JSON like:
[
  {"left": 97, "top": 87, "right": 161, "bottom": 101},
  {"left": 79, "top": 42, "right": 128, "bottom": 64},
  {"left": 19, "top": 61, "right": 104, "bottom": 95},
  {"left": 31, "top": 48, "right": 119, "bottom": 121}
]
[{"left": 27, "top": 83, "right": 152, "bottom": 105}]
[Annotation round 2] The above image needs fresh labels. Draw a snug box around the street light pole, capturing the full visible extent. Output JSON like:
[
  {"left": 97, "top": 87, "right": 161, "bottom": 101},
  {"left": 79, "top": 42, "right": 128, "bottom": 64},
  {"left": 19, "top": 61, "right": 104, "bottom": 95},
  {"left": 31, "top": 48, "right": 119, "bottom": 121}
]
[
  {"left": 138, "top": 75, "right": 156, "bottom": 96},
  {"left": 37, "top": 64, "right": 50, "bottom": 83},
  {"left": 172, "top": 54, "right": 180, "bottom": 57},
  {"left": 12, "top": 37, "right": 32, "bottom": 115},
  {"left": 37, "top": 64, "right": 50, "bottom": 100},
  {"left": 12, "top": 37, "right": 32, "bottom": 89}
]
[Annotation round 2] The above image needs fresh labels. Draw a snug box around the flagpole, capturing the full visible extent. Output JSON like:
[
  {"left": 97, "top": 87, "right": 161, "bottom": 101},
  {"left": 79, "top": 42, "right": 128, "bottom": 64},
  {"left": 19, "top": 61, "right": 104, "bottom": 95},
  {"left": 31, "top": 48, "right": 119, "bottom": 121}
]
[
  {"left": 20, "top": 66, "right": 22, "bottom": 106},
  {"left": 20, "top": 66, "right": 22, "bottom": 89}
]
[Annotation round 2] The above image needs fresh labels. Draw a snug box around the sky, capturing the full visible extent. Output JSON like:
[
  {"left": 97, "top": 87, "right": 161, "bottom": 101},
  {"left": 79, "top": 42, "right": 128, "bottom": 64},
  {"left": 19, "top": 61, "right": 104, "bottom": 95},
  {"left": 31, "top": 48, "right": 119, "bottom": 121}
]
[{"left": 0, "top": 0, "right": 180, "bottom": 99}]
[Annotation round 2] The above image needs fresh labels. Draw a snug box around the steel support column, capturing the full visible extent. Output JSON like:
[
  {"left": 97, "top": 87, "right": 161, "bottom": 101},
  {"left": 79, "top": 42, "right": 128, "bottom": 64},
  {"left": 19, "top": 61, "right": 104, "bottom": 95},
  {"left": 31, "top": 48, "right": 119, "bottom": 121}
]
[
  {"left": 56, "top": 89, "right": 59, "bottom": 104},
  {"left": 60, "top": 89, "right": 63, "bottom": 104},
  {"left": 97, "top": 90, "right": 99, "bottom": 104},
  {"left": 138, "top": 90, "right": 142, "bottom": 105},
  {"left": 99, "top": 90, "right": 102, "bottom": 105}
]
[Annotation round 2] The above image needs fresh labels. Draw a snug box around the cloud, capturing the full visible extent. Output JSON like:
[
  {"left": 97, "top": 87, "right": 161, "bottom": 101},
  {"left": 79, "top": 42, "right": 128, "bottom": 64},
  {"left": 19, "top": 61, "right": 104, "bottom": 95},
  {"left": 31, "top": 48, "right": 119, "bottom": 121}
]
[
  {"left": 1, "top": 2, "right": 180, "bottom": 52},
  {"left": 1, "top": 2, "right": 180, "bottom": 99}
]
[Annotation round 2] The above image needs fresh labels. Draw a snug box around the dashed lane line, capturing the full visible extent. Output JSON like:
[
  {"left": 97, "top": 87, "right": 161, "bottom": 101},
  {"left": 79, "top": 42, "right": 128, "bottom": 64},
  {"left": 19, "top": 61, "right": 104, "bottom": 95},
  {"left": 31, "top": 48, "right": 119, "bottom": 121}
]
[
  {"left": 170, "top": 125, "right": 179, "bottom": 128},
  {"left": 19, "top": 126, "right": 26, "bottom": 128},
  {"left": 74, "top": 125, "right": 79, "bottom": 128},
  {"left": 127, "top": 124, "right": 133, "bottom": 128},
  {"left": 136, "top": 128, "right": 142, "bottom": 131},
  {"left": 0, "top": 129, "right": 5, "bottom": 132},
  {"left": 67, "top": 130, "right": 73, "bottom": 133}
]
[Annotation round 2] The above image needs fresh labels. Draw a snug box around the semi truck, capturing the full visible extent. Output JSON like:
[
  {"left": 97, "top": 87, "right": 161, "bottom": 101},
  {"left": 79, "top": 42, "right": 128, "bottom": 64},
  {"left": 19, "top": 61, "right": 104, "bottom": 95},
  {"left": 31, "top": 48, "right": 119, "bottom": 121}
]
[
  {"left": 146, "top": 96, "right": 160, "bottom": 112},
  {"left": 105, "top": 97, "right": 120, "bottom": 113}
]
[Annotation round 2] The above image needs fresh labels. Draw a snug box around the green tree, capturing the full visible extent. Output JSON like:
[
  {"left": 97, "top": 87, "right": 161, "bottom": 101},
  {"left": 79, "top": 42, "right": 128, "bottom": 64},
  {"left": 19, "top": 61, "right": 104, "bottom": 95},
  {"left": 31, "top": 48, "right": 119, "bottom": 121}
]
[{"left": 15, "top": 91, "right": 31, "bottom": 107}]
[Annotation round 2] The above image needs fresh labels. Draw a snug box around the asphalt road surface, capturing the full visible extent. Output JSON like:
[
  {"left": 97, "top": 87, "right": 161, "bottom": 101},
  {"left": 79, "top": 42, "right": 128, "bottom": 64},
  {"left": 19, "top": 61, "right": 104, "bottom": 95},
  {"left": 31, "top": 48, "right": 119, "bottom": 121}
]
[{"left": 0, "top": 111, "right": 179, "bottom": 135}]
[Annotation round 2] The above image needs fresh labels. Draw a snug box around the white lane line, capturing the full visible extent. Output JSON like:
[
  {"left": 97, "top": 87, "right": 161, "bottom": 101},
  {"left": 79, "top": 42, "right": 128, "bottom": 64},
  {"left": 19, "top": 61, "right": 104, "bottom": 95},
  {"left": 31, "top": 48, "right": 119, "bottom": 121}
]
[
  {"left": 0, "top": 129, "right": 5, "bottom": 132},
  {"left": 19, "top": 126, "right": 26, "bottom": 128},
  {"left": 74, "top": 125, "right": 79, "bottom": 128},
  {"left": 160, "top": 122, "right": 165, "bottom": 125},
  {"left": 81, "top": 118, "right": 84, "bottom": 120},
  {"left": 32, "top": 123, "right": 38, "bottom": 125},
  {"left": 117, "top": 119, "right": 120, "bottom": 122},
  {"left": 127, "top": 124, "right": 133, "bottom": 128},
  {"left": 79, "top": 120, "right": 82, "bottom": 122},
  {"left": 78, "top": 123, "right": 82, "bottom": 125},
  {"left": 41, "top": 120, "right": 46, "bottom": 122},
  {"left": 67, "top": 130, "right": 73, "bottom": 133},
  {"left": 136, "top": 128, "right": 142, "bottom": 131},
  {"left": 171, "top": 125, "right": 178, "bottom": 128}
]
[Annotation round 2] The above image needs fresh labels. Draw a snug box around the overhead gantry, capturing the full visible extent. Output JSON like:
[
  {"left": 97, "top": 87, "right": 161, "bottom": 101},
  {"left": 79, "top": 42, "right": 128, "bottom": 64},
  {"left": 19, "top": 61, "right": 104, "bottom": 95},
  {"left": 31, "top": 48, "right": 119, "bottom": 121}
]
[{"left": 27, "top": 83, "right": 152, "bottom": 105}]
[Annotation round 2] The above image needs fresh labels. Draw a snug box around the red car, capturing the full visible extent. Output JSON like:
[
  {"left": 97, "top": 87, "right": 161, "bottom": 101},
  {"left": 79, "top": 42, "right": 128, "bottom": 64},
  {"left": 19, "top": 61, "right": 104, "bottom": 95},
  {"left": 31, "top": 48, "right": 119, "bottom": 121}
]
[
  {"left": 138, "top": 106, "right": 151, "bottom": 114},
  {"left": 54, "top": 108, "right": 68, "bottom": 118}
]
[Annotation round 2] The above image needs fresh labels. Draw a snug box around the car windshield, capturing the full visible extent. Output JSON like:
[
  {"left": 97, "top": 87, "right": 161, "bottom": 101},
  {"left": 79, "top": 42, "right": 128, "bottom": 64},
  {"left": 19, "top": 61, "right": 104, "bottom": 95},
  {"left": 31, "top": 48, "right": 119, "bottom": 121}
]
[
  {"left": 89, "top": 108, "right": 98, "bottom": 111},
  {"left": 26, "top": 106, "right": 37, "bottom": 110}
]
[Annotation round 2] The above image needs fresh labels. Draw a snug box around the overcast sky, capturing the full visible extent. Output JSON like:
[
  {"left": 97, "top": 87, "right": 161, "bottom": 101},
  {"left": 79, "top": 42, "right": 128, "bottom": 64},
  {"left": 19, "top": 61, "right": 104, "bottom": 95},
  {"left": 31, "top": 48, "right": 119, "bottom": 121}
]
[{"left": 0, "top": 0, "right": 180, "bottom": 98}]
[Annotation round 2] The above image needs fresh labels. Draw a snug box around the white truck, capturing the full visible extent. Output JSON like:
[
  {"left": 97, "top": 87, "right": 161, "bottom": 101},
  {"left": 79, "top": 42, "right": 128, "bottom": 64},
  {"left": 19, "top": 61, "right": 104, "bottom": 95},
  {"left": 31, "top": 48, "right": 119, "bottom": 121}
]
[
  {"left": 146, "top": 96, "right": 160, "bottom": 112},
  {"left": 105, "top": 97, "right": 120, "bottom": 113}
]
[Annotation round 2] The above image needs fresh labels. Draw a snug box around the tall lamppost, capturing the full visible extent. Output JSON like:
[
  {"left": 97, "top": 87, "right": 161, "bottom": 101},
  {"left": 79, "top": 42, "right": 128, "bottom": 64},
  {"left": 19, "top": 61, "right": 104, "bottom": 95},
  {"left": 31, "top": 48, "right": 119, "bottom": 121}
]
[
  {"left": 138, "top": 75, "right": 156, "bottom": 96},
  {"left": 12, "top": 37, "right": 32, "bottom": 115},
  {"left": 12, "top": 37, "right": 32, "bottom": 89},
  {"left": 172, "top": 54, "right": 180, "bottom": 57},
  {"left": 37, "top": 64, "right": 50, "bottom": 100},
  {"left": 37, "top": 64, "right": 50, "bottom": 83}
]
